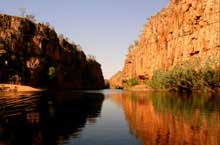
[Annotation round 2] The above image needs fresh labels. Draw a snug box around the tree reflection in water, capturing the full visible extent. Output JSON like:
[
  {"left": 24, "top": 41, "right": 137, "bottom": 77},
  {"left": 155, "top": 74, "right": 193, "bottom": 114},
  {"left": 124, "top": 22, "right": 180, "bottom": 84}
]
[
  {"left": 111, "top": 91, "right": 220, "bottom": 145},
  {"left": 0, "top": 91, "right": 104, "bottom": 145}
]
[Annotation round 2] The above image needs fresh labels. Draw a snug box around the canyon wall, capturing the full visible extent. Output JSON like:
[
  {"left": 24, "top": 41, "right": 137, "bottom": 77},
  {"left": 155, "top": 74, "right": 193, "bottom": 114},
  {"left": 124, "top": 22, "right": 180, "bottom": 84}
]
[
  {"left": 110, "top": 0, "right": 220, "bottom": 88},
  {"left": 109, "top": 71, "right": 123, "bottom": 88},
  {"left": 0, "top": 14, "right": 105, "bottom": 89}
]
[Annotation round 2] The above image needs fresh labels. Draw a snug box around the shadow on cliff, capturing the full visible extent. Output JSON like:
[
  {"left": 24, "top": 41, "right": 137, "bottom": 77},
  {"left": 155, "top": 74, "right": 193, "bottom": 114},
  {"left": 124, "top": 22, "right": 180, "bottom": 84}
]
[
  {"left": 0, "top": 14, "right": 105, "bottom": 90},
  {"left": 0, "top": 91, "right": 104, "bottom": 145}
]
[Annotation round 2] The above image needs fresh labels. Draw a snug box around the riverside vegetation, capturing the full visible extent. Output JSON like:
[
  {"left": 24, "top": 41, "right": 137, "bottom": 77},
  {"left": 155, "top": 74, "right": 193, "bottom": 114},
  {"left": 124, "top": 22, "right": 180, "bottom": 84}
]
[
  {"left": 146, "top": 57, "right": 220, "bottom": 91},
  {"left": 122, "top": 78, "right": 139, "bottom": 89},
  {"left": 120, "top": 57, "right": 220, "bottom": 92},
  {"left": 113, "top": 58, "right": 220, "bottom": 91}
]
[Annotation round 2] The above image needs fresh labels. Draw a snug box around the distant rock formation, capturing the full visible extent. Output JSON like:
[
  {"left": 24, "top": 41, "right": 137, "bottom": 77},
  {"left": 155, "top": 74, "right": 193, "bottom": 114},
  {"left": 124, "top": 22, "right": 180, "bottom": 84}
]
[
  {"left": 109, "top": 71, "right": 123, "bottom": 88},
  {"left": 110, "top": 0, "right": 220, "bottom": 88},
  {"left": 0, "top": 14, "right": 105, "bottom": 89}
]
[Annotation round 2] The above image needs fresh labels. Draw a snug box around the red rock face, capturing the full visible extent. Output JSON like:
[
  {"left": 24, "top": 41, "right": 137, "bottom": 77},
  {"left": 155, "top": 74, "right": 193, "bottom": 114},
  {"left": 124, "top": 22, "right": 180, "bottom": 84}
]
[
  {"left": 0, "top": 14, "right": 105, "bottom": 89},
  {"left": 110, "top": 0, "right": 220, "bottom": 88},
  {"left": 109, "top": 71, "right": 123, "bottom": 88}
]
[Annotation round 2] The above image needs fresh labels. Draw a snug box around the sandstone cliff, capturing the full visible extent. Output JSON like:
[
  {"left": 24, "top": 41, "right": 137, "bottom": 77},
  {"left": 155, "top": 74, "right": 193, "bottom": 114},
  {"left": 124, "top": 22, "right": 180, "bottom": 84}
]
[
  {"left": 109, "top": 71, "right": 123, "bottom": 88},
  {"left": 110, "top": 0, "right": 220, "bottom": 88},
  {"left": 0, "top": 14, "right": 105, "bottom": 89}
]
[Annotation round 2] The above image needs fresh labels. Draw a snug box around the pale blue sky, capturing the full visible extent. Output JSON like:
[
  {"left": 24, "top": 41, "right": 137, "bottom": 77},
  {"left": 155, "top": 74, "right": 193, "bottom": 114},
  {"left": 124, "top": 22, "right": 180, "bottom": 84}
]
[{"left": 1, "top": 0, "right": 169, "bottom": 79}]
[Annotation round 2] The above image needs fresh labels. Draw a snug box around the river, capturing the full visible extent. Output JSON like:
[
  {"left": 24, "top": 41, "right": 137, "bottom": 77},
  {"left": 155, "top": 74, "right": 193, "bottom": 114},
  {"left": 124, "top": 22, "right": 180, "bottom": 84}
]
[{"left": 0, "top": 90, "right": 219, "bottom": 145}]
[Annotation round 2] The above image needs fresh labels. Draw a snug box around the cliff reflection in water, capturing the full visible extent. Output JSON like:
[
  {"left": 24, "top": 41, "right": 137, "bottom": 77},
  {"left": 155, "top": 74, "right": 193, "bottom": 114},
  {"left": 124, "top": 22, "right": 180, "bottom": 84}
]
[
  {"left": 0, "top": 91, "right": 104, "bottom": 145},
  {"left": 111, "top": 92, "right": 220, "bottom": 145}
]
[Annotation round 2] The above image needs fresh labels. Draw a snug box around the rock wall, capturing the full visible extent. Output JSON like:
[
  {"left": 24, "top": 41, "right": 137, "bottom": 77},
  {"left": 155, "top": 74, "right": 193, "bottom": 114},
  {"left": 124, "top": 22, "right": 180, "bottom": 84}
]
[
  {"left": 109, "top": 71, "right": 123, "bottom": 88},
  {"left": 0, "top": 14, "right": 105, "bottom": 89},
  {"left": 110, "top": 0, "right": 220, "bottom": 88}
]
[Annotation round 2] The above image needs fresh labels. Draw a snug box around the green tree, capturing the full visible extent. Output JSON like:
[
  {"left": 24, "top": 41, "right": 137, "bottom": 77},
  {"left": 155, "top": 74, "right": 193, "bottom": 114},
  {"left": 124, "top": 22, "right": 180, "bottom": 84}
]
[{"left": 48, "top": 67, "right": 56, "bottom": 79}]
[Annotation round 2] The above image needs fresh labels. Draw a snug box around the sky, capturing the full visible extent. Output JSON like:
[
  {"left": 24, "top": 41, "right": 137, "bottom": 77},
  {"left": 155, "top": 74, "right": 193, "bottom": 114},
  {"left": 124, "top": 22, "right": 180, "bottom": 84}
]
[{"left": 1, "top": 0, "right": 169, "bottom": 79}]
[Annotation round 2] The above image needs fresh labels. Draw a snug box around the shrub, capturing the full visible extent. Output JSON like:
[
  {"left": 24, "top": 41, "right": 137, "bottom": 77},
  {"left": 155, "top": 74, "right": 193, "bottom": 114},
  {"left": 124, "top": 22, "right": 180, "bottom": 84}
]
[
  {"left": 48, "top": 66, "right": 56, "bottom": 79},
  {"left": 146, "top": 70, "right": 168, "bottom": 89},
  {"left": 25, "top": 14, "right": 36, "bottom": 22},
  {"left": 146, "top": 58, "right": 220, "bottom": 92},
  {"left": 123, "top": 78, "right": 139, "bottom": 88},
  {"left": 202, "top": 67, "right": 220, "bottom": 88}
]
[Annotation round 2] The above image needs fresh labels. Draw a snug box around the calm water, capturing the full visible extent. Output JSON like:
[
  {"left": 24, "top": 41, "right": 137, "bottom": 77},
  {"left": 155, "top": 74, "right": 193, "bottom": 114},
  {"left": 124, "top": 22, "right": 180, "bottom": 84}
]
[{"left": 0, "top": 90, "right": 220, "bottom": 145}]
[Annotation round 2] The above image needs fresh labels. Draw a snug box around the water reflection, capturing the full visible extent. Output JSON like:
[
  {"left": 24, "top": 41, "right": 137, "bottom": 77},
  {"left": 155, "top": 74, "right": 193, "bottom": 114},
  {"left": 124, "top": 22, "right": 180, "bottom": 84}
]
[
  {"left": 0, "top": 91, "right": 104, "bottom": 145},
  {"left": 111, "top": 91, "right": 220, "bottom": 145},
  {"left": 1, "top": 90, "right": 220, "bottom": 145}
]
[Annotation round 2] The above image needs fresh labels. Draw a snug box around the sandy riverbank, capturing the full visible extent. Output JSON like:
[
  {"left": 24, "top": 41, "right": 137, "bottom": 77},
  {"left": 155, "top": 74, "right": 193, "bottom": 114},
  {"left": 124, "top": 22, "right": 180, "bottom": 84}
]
[{"left": 0, "top": 84, "right": 45, "bottom": 92}]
